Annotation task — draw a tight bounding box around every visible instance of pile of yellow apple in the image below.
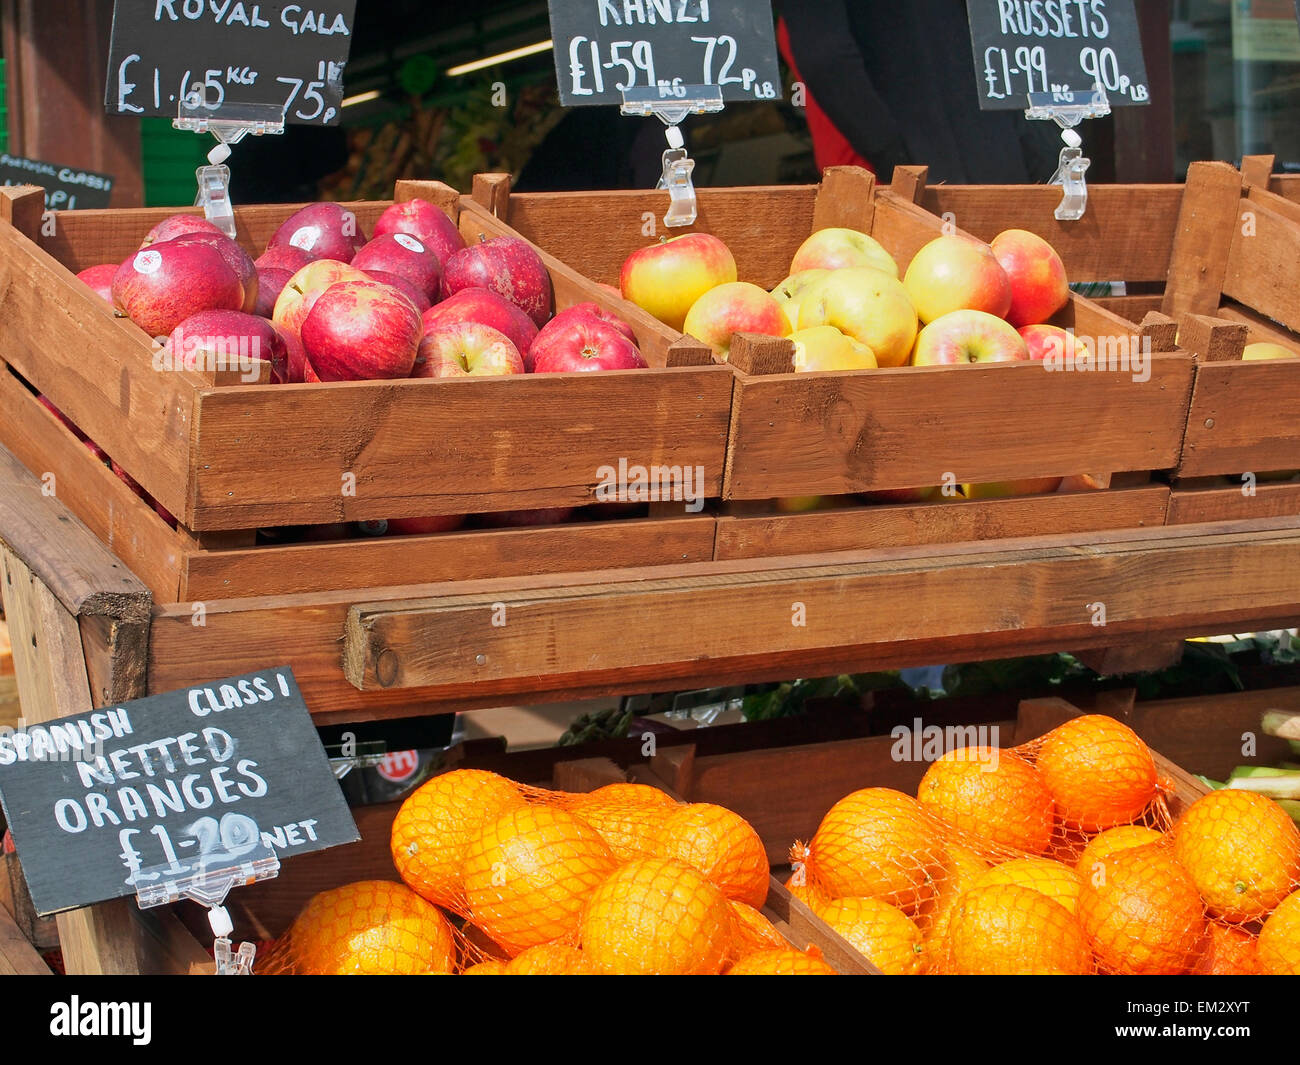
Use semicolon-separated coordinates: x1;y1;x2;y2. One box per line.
619;226;1076;373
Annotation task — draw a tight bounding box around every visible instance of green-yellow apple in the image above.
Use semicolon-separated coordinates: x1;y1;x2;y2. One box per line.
770;269;829;331
962;478;1063;499
789;325;877;372
912;309;1029;365
775;496;825;512
682;281;789;361
1019;323;1090;364
992;229;1069;327
790;228;898;277
273;260;368;335
620;234;737;331
861;486;940;504
797;268;918;368
903;234;1012;324
1243;341;1300;360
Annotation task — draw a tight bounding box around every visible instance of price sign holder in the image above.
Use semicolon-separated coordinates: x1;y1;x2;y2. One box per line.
174;93;285;239
620;85;723;228
1025;86;1110;221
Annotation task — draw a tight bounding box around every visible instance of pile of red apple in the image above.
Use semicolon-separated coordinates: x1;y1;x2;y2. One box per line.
78;198;648;385
621;224;1084;501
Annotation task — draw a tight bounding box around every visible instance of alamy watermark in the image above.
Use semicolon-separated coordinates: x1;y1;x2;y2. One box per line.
595;458;706;513
1040;331;1151;383
890;718;1002;769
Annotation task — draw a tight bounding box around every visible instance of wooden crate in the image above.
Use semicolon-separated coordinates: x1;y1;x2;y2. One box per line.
469;169;1194;554
0;181;731;600
899;157;1300;507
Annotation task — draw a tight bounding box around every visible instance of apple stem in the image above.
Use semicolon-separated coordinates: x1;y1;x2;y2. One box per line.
477;233;488;244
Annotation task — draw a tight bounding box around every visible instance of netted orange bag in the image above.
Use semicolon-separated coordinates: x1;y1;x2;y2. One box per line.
792;714;1300;976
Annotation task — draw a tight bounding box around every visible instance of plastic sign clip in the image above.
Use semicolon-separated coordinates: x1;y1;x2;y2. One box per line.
621;85;724;229
1025;86;1110;222
659;129;698;229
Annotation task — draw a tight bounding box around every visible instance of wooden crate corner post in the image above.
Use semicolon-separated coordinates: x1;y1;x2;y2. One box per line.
811;166;876;233
1161;161;1245;321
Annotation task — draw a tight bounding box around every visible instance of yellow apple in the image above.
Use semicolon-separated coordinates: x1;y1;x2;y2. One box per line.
770;269;830;332
797;268;918;368
1243;342;1300;361
620;234;737;331
790;228;898;277
682;281;789;361
962;478;1063;499
789;326;877;372
903;234;1012;324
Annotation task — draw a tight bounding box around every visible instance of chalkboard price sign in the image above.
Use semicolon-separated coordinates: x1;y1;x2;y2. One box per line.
0;668;358;916
965;0;1150;110
105;1;358;124
546;0;782;107
0;154;114;210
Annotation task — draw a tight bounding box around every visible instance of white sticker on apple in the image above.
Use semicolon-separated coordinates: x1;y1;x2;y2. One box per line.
393;233;425;254
133;250;163;275
290;226;321;251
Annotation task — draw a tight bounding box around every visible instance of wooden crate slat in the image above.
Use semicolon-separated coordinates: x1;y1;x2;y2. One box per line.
715;487;1170;560
1161;161;1244;321
918;185;1182;283
1177;360;1300;477
188;368;731;529
181;515;718;599
1167;481;1300;524
0;363;184;601
723;354;1192;499
1222;194;1300;336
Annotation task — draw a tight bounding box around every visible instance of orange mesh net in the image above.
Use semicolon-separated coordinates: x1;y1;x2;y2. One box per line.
265;714;1300;975
790;715;1300;975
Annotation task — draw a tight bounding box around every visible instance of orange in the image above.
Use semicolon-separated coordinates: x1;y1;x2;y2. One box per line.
728;900;787;958
784;869;829;913
1173;789;1300;923
461;959;508;975
727;949;836;975
801;788;946;914
1077;847;1204;974
462;805;616;955
652;803;769;908
1075;825;1165;879
505;942;598;975
818;896;925;975
972;857;1083;915
580;858;734;975
391;769;524;909
947;884;1091;975
1257;889;1300;975
280;880;456;975
917;747;1054;854
1035;715;1158;830
1192;923;1258;976
917;841;988;972
569;783;677;863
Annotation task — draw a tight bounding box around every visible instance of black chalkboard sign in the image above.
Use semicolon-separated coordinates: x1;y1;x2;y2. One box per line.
0;154;114;210
546;0;782;107
0;668;358;916
104;1;358;124
965;0;1150;110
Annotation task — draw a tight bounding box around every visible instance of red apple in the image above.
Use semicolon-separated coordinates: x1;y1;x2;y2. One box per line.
165;232;258;314
112;243;244;337
141;214;224;247
531;315;648;373
110;459;145;498
442;236;553;327
352;233;443;302
362;270;431;314
300;280;423;381
254;266;294;318
683;281;789;361
478;507;576;527
419;288;538;364
85;439;109;465
272;260;370;335
413;321;525;378
256;244;314;273
903;234;1013;324
620;233;737;332
386;514;467;535
911;309;1030;365
164;309;277;382
76;264;118;303
1019;323;1088;363
267;202;367;263
36;395;86;439
154;499;178;528
273;325;307;384
527;305;641;372
372;198;466;268
992;229;1069;327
